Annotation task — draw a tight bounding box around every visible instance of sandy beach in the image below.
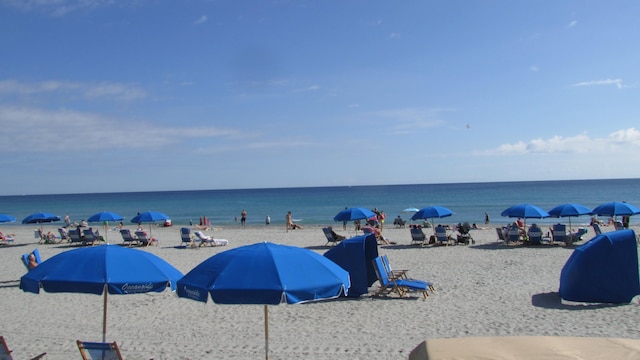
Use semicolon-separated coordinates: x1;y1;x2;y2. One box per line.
1;222;640;359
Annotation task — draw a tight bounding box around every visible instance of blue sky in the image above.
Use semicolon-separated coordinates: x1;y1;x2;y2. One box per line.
1;0;639;195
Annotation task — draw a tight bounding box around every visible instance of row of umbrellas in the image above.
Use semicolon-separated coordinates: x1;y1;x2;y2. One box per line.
20;242;349;360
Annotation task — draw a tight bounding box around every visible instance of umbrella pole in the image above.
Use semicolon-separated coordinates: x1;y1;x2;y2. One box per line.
103;284;108;343
264;305;269;360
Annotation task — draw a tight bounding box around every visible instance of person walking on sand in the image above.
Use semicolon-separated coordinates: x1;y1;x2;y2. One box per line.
241;209;247;226
485;212;490;224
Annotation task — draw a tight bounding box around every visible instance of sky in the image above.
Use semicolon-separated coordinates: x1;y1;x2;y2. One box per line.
1;0;639;196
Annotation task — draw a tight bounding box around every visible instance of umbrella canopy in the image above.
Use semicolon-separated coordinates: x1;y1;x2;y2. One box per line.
411;206;454;221
333;207;376;222
131;211;169;237
177;242;350;359
592;202;640;217
500;204;550;219
548;203;593;233
22;212;61;224
20;244;183;342
88;211;124;242
0;214;16;223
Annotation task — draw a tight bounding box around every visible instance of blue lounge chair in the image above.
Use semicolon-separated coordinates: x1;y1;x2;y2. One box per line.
435;226;452;246
527;226;544;245
372;256;429;299
82;228;103;246
21;248;42;271
381;255;435;293
551;224;567;243
68;229;84;245
410;227;427;246
568;228;589;243
119;229;139;246
1;336;46;360
180;227;195;248
77;340;123;360
135;230;153;247
507;224;521;243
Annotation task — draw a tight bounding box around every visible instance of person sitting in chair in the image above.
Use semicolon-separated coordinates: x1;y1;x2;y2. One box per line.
328;227;346;241
28;253;39;269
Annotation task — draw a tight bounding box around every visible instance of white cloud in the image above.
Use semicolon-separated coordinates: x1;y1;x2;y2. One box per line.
484;128;640;156
573;78;624;89
0;79;147;101
530;65;539;72
194;15;208;25
567;20;577;28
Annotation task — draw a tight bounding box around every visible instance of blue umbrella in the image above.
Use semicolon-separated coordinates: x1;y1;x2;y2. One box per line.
411;206;454;233
333;207;376;222
592;202;640;217
88;211;125;242
501;204;550;219
0;213;16;223
548;203;593;233
20;244;183;342
22;212;61;231
177;242;350;360
131;211;169;237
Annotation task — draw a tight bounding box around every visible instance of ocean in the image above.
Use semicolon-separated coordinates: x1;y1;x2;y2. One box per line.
1;178;639;228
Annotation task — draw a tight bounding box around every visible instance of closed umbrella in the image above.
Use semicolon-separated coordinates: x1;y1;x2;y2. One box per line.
177;242;350;360
20;244;183;342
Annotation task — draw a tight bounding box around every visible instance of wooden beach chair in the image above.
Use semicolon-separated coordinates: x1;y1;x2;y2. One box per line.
119;229;139;246
180;227;195;248
77;340;123;360
1;336;46;360
371;256;429;299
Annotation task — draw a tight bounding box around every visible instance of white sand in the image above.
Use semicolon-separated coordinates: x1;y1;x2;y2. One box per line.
1;223;639;359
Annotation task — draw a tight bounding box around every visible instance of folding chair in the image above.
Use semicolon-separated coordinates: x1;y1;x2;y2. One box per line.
77;340;123;360
0;336;46;359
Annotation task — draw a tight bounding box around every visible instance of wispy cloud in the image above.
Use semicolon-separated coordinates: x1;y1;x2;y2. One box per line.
567;20;577;29
193;15;208;25
0;79;147;101
0;106;240;153
483;128;640;155
2;0;120;16
573;78;624;89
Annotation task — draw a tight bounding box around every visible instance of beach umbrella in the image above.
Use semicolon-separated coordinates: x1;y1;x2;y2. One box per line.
548;203;593;233
87;211;125;242
333;207;376;222
21;212;61;231
130;211;169;237
592;202;640;218
0;214;16;223
20;244;183;342
177;242;350;360
411;206;454;233
500;204;549;219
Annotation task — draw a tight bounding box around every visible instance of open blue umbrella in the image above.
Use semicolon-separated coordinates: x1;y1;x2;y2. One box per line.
592;202;640;218
22;212;61;231
548;203;593;233
0;213;16;223
88;211;125;242
333;207;376;222
501;204;549;219
177;242;350;360
131;211;169;237
411;206;454;233
20;244;183;342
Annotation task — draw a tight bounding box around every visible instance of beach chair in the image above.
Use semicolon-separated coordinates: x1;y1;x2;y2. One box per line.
551;224;567;243
410;227;427;246
58;227;70;243
527;227;544;245
496;227;507;242
194;231;229;247
393;217;406;228
371;256;429;299
1;336;47;360
21;248;43;271
82;228;103;246
119;229;139;246
134;231;153;246
435;226;452;246
180;227;195;248
568;228;588;243
592;223;602;236
68;229;84;245
507;225;521;243
381;255;435;293
77;340;123;360
321;227;344;246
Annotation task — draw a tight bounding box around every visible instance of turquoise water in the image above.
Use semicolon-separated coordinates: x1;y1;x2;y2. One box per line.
1;178;639;227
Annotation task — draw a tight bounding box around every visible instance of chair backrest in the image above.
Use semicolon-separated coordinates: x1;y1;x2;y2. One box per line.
180;227;191;242
528;228;543;245
507;225;520;241
34;229;43;240
496;227;506;241
552;224;567;241
410;228;425;241
77;340;123;360
21;248;42;271
120;229;136;242
58;227;69;240
435;227;448;242
83;228;97;241
321;228;336;242
372;257;391;287
68;229;82;243
592;223;602;235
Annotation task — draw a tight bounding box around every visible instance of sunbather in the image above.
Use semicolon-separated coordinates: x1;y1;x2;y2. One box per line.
28;253;38;269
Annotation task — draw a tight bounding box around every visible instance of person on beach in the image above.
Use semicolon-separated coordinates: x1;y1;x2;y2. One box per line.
28;253;39;269
265;215;270;225
485;212;490;224
328;226;346;241
64;213;70;227
342;207;348;231
241;209;247;226
286;211;303;231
